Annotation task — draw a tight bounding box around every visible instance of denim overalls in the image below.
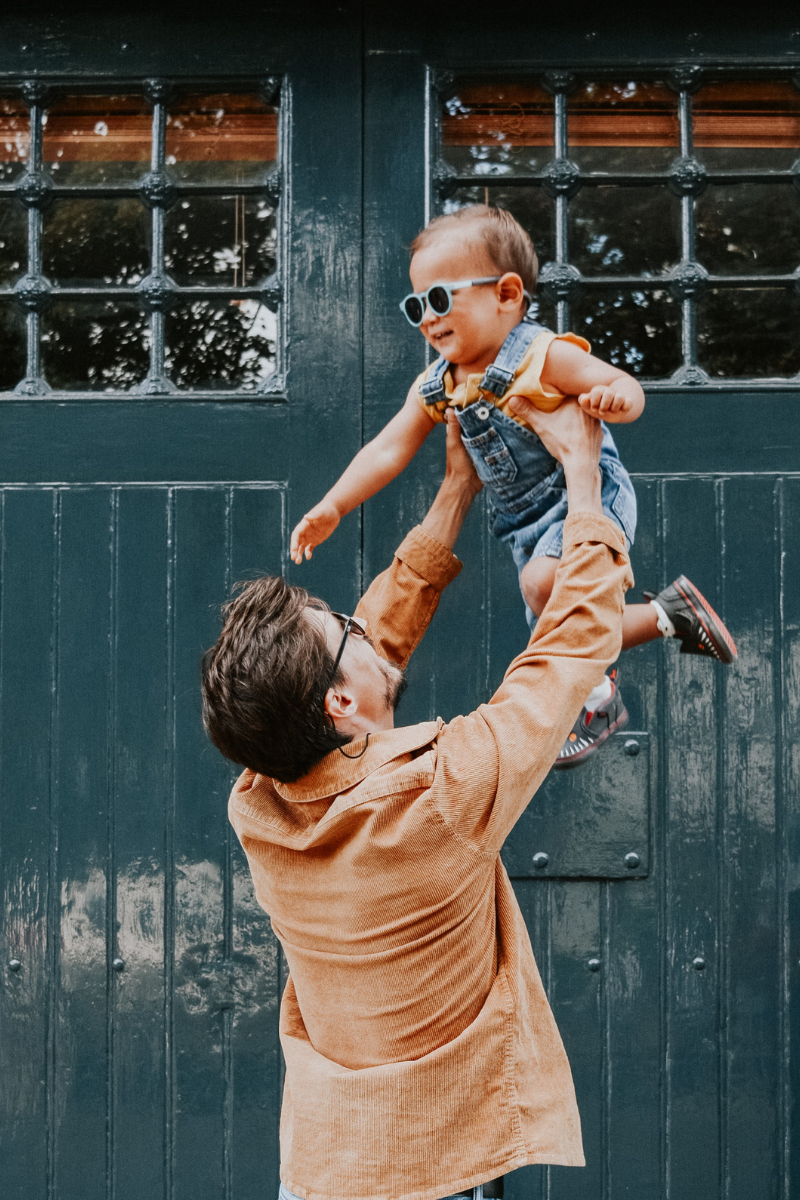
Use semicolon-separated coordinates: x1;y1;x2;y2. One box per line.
419;317;637;629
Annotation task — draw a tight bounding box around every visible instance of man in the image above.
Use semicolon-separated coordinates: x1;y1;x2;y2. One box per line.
201;398;633;1200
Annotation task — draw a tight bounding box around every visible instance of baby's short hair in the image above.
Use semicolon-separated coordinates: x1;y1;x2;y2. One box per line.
410;205;539;295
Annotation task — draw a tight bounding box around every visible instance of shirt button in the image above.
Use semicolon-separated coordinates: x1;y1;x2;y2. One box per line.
476;405;490;420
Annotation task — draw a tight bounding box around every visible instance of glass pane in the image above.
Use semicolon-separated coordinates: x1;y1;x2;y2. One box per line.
0;198;28;285
41;301;149;389
693;81;800;170
567;81;679;171
445;187;554;269
441;83;553;177
0;304;27;389
570;185;679;275
571;287;681;377
43;95;150;182
165;195;276;287
698;288;800;377
43;199;150;285
0;99;29;181
696;183;800;275
165;300;276;389
166;94;278;183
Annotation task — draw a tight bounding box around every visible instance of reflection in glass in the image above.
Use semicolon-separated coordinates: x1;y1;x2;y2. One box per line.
43;199;150;285
696;184;800;275
0;100;29;181
442;83;553;177
446;187;554;268
166;94;278;183
43;95;151;183
693;81;800;170
165;195;276;287
0;304;27;390
698;288;800;377
571;287;681;377
165;300;276;389
567;81;678;171
570;185;679;276
0;199;27;285
41;301;149;389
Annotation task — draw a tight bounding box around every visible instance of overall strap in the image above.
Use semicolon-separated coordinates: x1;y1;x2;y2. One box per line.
479;317;548;397
418;355;449;407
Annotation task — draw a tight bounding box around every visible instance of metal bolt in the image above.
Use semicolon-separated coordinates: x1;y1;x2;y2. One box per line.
624;738;640;756
624;852;641;870
112;958;125;972
476;405;490;421
8;958;21;972
532;852;549;870
587;957;601;972
693;956;706;971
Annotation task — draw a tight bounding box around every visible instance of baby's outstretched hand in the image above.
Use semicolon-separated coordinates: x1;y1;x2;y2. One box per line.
290;500;341;564
578;385;634;419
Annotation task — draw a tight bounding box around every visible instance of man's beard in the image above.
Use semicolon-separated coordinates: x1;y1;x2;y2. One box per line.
382;662;408;712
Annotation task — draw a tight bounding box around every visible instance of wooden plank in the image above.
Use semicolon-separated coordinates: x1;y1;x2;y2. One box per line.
51;489;112;1200
111;487;170;1200
0;489;56;1200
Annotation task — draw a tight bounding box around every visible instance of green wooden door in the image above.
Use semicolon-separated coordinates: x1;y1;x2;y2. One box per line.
1;5;799;1199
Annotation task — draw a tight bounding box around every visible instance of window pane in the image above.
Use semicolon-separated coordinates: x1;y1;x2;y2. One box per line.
43;199;150;285
0;99;29;180
165;195;276;287
41;301;149;389
445;187;555;269
441;83;553;177
0;198;27;285
166;94;278;183
567;81;679;171
43;95;150;183
698;288;800;377
570;185;679;275
696;183;799;275
571;287;681;377
165;300;276;389
0;303;27;389
693;81;800;170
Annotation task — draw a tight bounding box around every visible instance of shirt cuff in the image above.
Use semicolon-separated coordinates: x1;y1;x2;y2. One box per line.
395;526;463;591
562;511;629;557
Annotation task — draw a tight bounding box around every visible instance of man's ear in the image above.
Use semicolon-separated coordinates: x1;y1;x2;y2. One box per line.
497;272;525;309
324;683;357;724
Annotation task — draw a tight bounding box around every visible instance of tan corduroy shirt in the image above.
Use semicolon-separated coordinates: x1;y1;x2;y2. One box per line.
229;512;633;1200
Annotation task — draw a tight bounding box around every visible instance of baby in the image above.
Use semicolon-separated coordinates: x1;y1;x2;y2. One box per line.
291;205;736;766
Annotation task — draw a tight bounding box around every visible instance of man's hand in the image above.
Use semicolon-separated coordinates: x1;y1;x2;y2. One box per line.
443;409;483;496
419;410;482;550
508;395;603;516
290;498;341;564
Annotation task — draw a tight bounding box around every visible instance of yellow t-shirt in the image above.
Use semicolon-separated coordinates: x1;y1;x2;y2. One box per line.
414;329;591;427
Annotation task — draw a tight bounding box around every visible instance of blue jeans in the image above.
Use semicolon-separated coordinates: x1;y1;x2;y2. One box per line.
280;1185;488;1200
455;401;637;629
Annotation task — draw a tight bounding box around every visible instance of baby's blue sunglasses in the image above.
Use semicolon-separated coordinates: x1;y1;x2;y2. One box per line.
399;276;502;327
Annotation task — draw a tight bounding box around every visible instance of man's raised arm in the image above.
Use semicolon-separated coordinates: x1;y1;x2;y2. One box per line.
355;413;483;667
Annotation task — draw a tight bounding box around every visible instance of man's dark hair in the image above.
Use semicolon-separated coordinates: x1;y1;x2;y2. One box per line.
201;576;350;782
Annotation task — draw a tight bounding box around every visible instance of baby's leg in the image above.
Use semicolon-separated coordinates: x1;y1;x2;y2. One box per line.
520;554;659;649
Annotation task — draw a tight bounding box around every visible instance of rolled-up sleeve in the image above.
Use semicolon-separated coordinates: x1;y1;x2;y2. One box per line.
355;525;462;668
431;511;634;851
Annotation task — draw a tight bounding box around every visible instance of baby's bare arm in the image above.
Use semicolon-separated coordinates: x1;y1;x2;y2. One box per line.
290;387;437;563
541;339;645;424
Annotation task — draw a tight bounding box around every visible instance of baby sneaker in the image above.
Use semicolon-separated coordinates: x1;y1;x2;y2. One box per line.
644;575;737;663
554;668;628;770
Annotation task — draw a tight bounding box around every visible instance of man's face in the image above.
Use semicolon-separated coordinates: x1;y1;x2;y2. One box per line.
309;609;406;735
409;233;517;369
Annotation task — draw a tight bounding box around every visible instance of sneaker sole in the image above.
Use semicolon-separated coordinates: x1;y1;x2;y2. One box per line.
552;705;630;770
674;575;738;663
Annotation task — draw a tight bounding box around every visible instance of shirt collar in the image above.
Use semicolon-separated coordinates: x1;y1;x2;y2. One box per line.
271;721;441;803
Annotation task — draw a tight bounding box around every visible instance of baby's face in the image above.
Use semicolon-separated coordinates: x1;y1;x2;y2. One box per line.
409;233;519;367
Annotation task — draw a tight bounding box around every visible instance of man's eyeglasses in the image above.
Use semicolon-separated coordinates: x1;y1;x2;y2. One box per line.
329;612;368;682
399;277;502;327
